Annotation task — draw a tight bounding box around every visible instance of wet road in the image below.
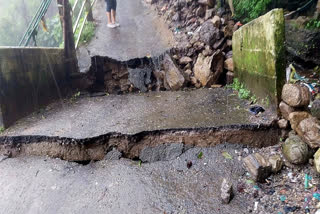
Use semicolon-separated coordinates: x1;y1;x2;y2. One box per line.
85;0;174;61
1;88;276;139
0;144;253;214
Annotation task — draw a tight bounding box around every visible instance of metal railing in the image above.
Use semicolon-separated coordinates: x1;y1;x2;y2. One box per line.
18;0;53;46
71;0;97;48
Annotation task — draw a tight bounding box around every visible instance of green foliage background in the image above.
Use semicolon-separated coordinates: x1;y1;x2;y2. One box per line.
233;0;273;23
0;0;95;47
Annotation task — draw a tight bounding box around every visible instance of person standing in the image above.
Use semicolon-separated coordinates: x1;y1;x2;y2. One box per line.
105;0;119;28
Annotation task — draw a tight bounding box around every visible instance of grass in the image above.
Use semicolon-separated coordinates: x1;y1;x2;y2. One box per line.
0;126;5;134
75;18;96;46
228;78;257;103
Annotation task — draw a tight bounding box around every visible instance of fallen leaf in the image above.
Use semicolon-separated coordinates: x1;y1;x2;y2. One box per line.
197;151;203;159
222;151;233;160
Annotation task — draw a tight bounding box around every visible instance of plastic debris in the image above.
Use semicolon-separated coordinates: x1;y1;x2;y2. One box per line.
284;206;300;213
313;193;320;201
280;195;287;202
304;174;312;189
187;161;192;169
249;106;265;115
254;201;258;211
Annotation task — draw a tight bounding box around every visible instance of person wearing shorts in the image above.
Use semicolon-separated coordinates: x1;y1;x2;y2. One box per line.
105;0;119;28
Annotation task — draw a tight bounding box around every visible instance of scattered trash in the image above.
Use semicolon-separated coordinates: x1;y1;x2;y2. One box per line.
283;206;300;213
187;161;192;169
222;151;233;160
246;179;255;184
313;193;320;201
288;172;298;183
280;195;287;202
249;106;265;115
254;201;258;211
305;174;312;189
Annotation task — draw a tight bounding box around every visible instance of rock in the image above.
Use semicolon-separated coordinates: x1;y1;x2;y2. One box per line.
194;50;224;87
183;69;192;82
198;0;215;8
199;20;220;45
194;53;213;87
196;7;205;17
205;9;215;20
213;38;225;50
311;99;320;120
224;58;233;71
163;54;185;90
225;50;233;59
278;119;289;129
282;84;310;107
243;153;272;182
286;21;320;68
223;20;235;38
226;71;234;85
314;148;320;173
288;111;311;131
179;56;193;65
202;46;213;57
128;67;152;93
268;155;283;173
220;178;233;204
139;143;184;162
211;15;221;28
279;101;295;120
105;148;122;160
296;117;320;148
282;135;309;165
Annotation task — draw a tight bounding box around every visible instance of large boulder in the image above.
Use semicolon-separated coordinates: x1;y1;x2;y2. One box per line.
311;99;320;120
194;51;224;87
282;135;309;165
288;111;311;131
314;148;320;173
163;54;185;90
286;21;320;68
282;84;310;107
199;20;221;45
296;117;320;149
243;153;272;182
279;101;295;120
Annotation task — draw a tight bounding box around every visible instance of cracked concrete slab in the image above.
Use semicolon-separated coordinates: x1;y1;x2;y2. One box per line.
0;144;254;214
1;88;276;139
82;0;174;62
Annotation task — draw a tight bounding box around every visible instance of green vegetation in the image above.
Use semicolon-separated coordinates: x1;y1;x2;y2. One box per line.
0;126;5;134
306;19;320;29
74;17;96;45
229;78;257;103
233;0;272;23
0;0;95;47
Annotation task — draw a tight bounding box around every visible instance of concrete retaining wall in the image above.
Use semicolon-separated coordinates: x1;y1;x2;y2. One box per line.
0;47;67;128
232;9;286;109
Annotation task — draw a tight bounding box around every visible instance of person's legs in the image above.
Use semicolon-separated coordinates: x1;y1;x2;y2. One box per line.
111;0;119;26
111;9;116;24
106;0;115;28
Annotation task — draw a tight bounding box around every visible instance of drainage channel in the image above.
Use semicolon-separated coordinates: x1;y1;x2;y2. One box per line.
0;124;279;162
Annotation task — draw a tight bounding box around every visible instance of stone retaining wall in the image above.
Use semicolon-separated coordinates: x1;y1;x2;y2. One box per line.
232;9;286;109
0;47;67;128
